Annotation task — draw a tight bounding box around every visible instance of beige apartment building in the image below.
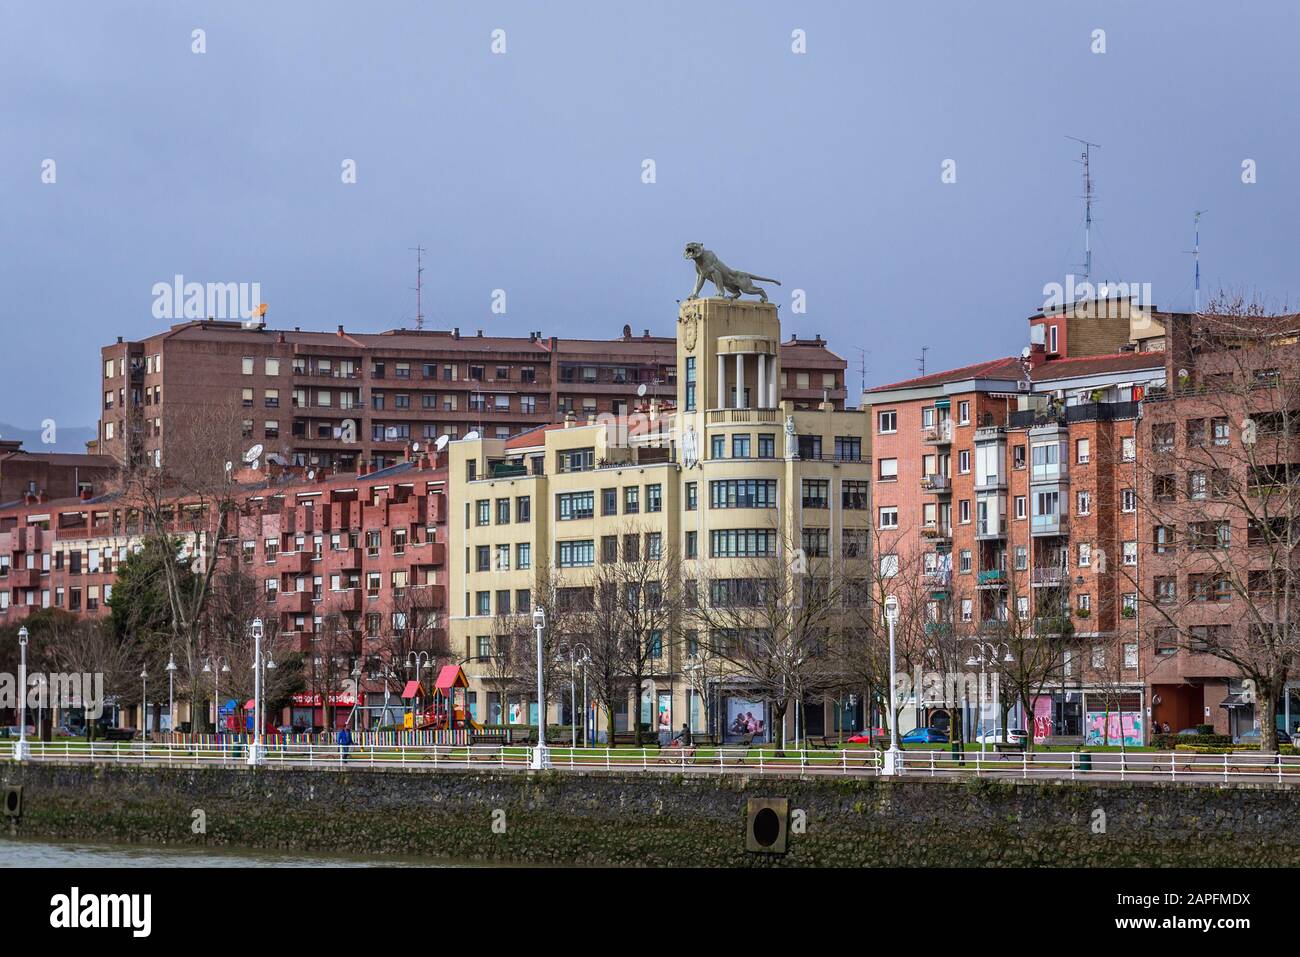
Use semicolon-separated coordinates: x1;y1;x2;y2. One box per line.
447;299;873;742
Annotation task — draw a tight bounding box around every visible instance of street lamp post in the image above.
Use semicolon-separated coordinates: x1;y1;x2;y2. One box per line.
530;607;550;769
140;666;148;741
966;642;1013;757
13;626;29;761
883;595;902;776
247;618;265;765
201;656;230;733
165;655;177;737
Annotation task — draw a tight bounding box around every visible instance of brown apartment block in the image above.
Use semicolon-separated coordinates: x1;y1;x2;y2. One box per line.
0;440;116;505
94;321;847;471
865;297;1177;744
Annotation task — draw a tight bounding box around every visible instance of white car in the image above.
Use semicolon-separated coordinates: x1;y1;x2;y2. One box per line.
974;728;1028;745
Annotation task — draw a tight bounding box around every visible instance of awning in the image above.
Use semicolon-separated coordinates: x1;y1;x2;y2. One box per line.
1219;694;1251;709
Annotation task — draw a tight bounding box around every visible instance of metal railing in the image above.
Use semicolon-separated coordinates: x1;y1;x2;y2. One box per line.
5;740;1300;783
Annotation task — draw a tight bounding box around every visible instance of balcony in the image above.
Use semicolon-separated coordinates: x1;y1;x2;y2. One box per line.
975;519;1005;540
334;588;363;613
1030;514;1067;537
278;591;313;614
335;546;362;570
976;569;1007;589
922;421;954;446
9;568;40;589
924;569;952;589
920;524;952;544
705;408;781;426
1033;567;1069;587
1034;617;1074;637
920;474;951;495
281;550;313;574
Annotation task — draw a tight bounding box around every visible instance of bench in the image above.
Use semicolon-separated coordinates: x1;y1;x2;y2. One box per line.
656;745;700;765
803;735;846;750
719;732;756;763
611;732;658;748
992;741;1026;754
470;731;508;747
509;729;537;747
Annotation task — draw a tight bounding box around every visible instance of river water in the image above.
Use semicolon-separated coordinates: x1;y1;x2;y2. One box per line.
0;837;479;868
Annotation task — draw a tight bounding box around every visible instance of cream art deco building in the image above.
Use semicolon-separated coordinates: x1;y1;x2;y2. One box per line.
447;299;873;743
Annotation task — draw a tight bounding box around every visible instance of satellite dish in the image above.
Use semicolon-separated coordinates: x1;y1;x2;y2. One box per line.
411;442;421;453
224;461;233;476
243;444;264;464
384;426;399;440
1020;346;1032;359
636;383;647;398
435;435;449;452
306;469;316;481
463;430;480;441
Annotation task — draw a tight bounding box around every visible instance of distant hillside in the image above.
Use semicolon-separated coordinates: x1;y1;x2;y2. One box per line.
0;422;98;454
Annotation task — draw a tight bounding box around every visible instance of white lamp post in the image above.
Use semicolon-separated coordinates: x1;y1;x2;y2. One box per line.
140;666;148;741
247;617;265;765
201;656;230;733
13;626;29;761
165;655;177;737
883;595;902;775
530;606;550;769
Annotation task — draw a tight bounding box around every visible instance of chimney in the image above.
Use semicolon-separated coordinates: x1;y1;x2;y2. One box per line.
814;334;822;343
643;329;650;339
477;329;484;337
453;327;460;339
337;325;345;337
563;411;577;429
116;336;123;344
623;324;632;340
79;487;92;501
277;332;286;344
1027;342;1047;369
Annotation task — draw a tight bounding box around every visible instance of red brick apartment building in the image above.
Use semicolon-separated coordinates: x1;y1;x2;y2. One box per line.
94;320;847;472
0;451;449;731
864;298;1176;743
0;440;116;503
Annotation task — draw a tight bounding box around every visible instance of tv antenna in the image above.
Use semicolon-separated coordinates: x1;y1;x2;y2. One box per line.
855;347;869;393
410;244;426;330
1066;136;1101;284
916;346;928;377
1183;210;1207;312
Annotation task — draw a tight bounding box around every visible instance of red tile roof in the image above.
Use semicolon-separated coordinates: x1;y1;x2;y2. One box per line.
867;357;1021;393
1029;351;1164;381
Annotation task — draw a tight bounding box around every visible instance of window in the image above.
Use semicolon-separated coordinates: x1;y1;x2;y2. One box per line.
1076;438;1090;464
958;500;971;524
1014;546;1028;571
801;528;830;557
517;496;531;522
558;447;594;473
711;436;725;459
685;531;698;559
496;498;511;524
476;546;491;572
879;506;898;529
1013;445;1026;469
557;540;595;568
842;481;869;509
685;482;697;511
834;436;861;461
624;486;640;514
1153;423;1175;452
1077;593;1091;615
242;357;254;375
878;458;898;481
685;357;696;411
601;488;617;516
1078;543;1091;567
958;549;972;573
1212;417;1230;447
958;400;970;425
843;529;869;558
1122;541;1137;566
476;591;491;616
711;479;777;509
710;529;776;558
646;484;662;513
1120;488;1137;512
1121;437;1136;462
878;410;897;434
879;553;899;578
557;491;595;521
1076;490;1091;515
1014;496;1026;520
958;450;970;474
758;434;775;458
961;599;973;623
476;500;490;526
1188;471;1207;501
731;434;751;458
802;479;829;509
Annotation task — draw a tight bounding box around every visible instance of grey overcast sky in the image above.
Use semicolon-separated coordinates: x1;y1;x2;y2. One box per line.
2;0;1298;428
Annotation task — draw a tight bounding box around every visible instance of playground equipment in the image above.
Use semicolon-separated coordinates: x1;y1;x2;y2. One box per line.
404;665;483;731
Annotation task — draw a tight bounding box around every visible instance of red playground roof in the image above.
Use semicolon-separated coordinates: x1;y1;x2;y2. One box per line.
435;665;469;691
401;680;423;699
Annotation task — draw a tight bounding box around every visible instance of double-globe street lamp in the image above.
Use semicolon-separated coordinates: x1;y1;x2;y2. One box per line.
966;641;1014;756
883;594;902;776
557;640;590;749
247;618;275;765
201;655;230;732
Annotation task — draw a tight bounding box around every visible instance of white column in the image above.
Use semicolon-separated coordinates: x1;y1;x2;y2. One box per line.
735;353;745;409
768;360;777;407
757;353;767;409
717;353;726;409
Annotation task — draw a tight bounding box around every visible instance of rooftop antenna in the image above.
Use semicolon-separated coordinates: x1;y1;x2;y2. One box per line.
1183;210;1207;312
916;346;928;376
410;245;426;330
1066;136;1101;287
855;347;868;393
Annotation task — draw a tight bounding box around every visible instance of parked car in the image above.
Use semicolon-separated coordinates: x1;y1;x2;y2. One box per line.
974;728;1028;745
1234;728;1292;746
900;727;948;745
844;727;890;744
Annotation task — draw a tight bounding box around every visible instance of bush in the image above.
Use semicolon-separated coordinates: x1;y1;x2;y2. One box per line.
1153;733;1233;749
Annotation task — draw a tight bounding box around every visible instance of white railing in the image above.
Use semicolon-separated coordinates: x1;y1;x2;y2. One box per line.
4;740;1300;783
